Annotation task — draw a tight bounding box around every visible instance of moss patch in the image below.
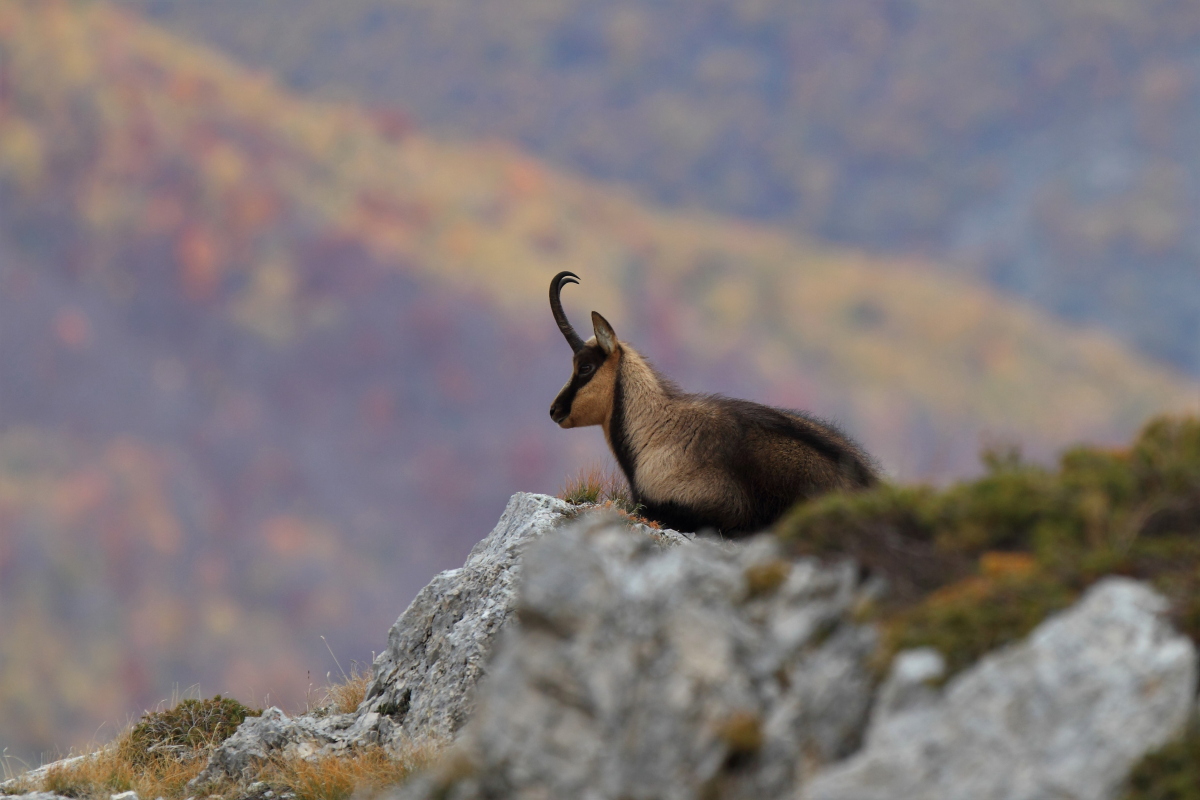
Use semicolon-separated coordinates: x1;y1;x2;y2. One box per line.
125;695;260;764
778;416;1200;673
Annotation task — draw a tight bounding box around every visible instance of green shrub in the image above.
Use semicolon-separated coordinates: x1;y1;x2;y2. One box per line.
781;414;1200;657
778;415;1200;790
777;484;961;602
885;570;1076;676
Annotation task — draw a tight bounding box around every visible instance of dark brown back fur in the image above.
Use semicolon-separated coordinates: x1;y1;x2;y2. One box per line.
606;348;877;537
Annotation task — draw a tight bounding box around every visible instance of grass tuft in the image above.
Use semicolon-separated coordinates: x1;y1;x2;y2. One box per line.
324;663;373;715
260;744;439;800
558;464;662;528
1;751;33;794
559;464;633;509
40;744;196;800
125;695;260;764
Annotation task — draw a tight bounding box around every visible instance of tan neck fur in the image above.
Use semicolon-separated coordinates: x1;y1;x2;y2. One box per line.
605;346;683;460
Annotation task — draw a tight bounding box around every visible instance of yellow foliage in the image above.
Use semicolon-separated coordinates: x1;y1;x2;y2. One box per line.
323;666;373;716
979;551;1038;579
0;118;44;188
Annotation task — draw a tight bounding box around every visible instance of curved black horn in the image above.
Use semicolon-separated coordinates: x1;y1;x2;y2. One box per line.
549;271;585;353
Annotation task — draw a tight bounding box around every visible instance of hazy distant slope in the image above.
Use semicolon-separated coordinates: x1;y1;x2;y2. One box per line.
126;0;1200;373
0;0;578;761
5;1;1191;467
0;0;1195;762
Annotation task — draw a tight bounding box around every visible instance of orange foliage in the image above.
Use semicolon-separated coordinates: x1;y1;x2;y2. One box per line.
979;551;1038;579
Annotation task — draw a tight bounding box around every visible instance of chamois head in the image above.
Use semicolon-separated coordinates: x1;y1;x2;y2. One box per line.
548;271;620;429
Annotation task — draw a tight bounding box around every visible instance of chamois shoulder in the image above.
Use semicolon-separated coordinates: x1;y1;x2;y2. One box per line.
701;395;879;486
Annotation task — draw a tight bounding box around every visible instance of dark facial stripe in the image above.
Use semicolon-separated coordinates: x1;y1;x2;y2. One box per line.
551;346;607;420
608;369;639;497
554;369;593;414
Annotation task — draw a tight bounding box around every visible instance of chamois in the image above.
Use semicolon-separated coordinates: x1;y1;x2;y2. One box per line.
548;271;878;537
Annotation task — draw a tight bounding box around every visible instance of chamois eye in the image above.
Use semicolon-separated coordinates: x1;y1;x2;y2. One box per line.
578;364;594;376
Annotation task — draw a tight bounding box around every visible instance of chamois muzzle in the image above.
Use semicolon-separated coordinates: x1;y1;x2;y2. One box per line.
550;271;585;353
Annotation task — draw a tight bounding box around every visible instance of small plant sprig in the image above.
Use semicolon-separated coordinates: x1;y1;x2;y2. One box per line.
559;464;629;506
558;464;658;527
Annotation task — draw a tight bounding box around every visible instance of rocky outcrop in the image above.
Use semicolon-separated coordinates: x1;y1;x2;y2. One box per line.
804;578;1197;800
396;513;879;800
384;502;1198;800
66;492;1200;799
190;492;692;786
357;493;576;748
353;492;690;750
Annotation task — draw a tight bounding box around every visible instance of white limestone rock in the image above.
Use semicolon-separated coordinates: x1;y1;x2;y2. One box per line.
353;492;691;751
395;516;878;800
803;577;1198;800
192;493;691;784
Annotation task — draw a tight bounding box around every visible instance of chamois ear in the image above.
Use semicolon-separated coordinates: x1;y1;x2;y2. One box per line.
591;311;618;355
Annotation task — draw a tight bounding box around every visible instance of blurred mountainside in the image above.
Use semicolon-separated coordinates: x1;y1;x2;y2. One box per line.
0;0;1196;765
125;0;1200;374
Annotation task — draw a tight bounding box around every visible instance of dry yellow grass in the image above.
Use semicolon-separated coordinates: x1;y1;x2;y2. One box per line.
32;740;437;800
17;695;440;800
324;664;373;715
38;741;210;800
260;745;440;800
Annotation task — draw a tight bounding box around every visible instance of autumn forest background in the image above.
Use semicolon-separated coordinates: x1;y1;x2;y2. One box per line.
1;0;1198;766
